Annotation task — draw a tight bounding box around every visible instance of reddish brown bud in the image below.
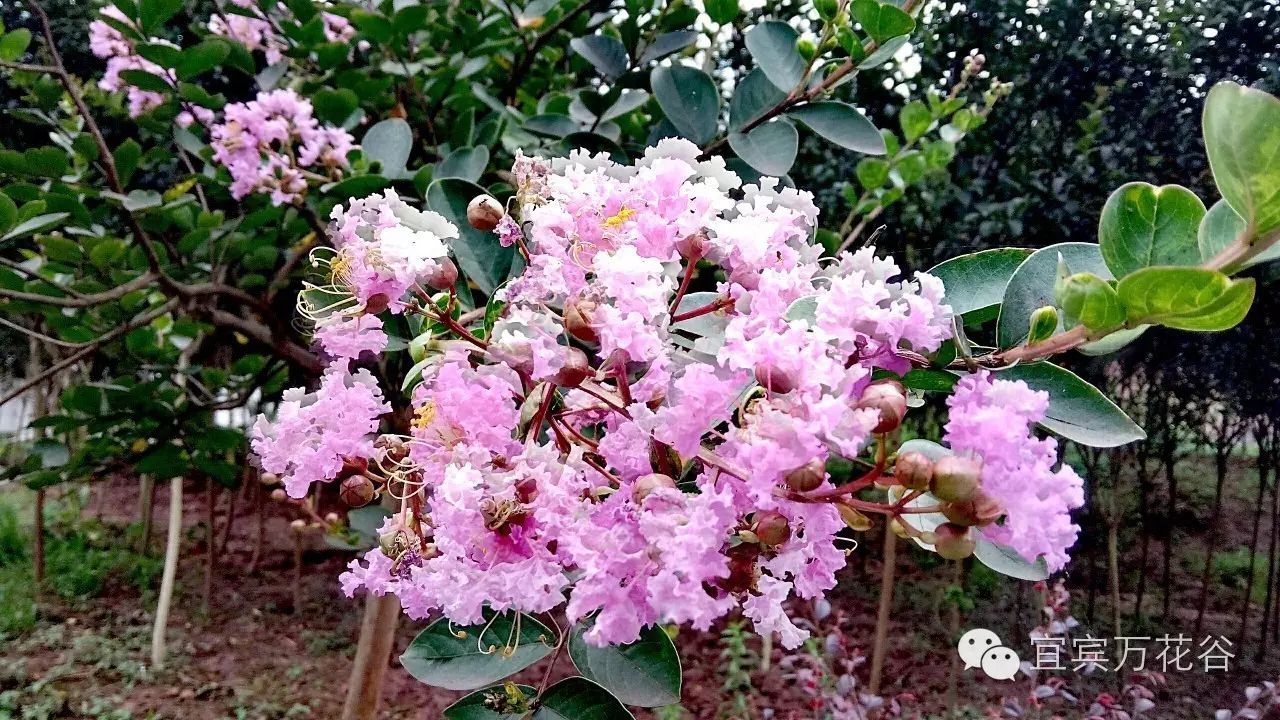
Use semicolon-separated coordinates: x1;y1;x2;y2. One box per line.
941;490;1003;527
363;293;391;315
785;459;826;492
423;257;459;291
339;475;376;507
551;346;591;388
269;488;288;503
933;522;976;560
855;379;907;434
893;451;933;491
564;297;599;343
676;230;709;261
466;194;505;231
260;472;280;486
931;455;981;503
340;456;368;478
754;363;796;394
515;477;538;504
752;511;791;547
632;473;677;503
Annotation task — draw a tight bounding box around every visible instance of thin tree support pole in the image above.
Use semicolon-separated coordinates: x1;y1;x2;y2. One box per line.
869;521;898;696
151;476;183;668
139;474;156;554
340;593;402;720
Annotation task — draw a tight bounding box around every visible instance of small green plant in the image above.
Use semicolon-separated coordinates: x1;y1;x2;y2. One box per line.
716;621;760;720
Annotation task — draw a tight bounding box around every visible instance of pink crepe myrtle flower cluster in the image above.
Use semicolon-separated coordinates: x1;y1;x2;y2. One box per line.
208;0;357;65
89;6;213;125
254;139;1084;649
209;89;355;205
943;372;1084;571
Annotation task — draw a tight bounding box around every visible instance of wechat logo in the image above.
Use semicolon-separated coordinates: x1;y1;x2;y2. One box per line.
958;628;1021;680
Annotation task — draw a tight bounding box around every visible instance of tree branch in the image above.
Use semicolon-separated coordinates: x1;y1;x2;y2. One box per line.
0;272;157;308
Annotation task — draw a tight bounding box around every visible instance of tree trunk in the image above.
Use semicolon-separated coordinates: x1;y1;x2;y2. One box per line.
139;474;156;555
248;478;265;575
1194;448;1231;637
292;528;305;614
1241;447;1270;651
1108;519;1122;638
1161;440;1178;623
33;488;45;603
1133;461;1151;620
868;521;897;696
341;593;402;720
1262;457;1280;657
151;476;183;668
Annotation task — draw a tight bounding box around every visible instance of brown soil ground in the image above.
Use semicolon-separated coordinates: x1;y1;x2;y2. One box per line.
3;464;1280;719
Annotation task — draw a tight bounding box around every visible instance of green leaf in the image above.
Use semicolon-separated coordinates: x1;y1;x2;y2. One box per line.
639;31;698;64
136;443;185;478
1;212;69;241
996;362;1145;447
928;248;1033;317
897;100;931;142
1098;182;1205;278
744;21;806;92
443;684;535;719
362;118;413;179
400;612;553;691
1198;199;1280;269
323;174;391;200
728;68;786;132
851;0;915;43
0;28;33;62
568;623;681;707
729;119;797;176
436;146;490;183
858;35;907;69
313;88;359;126
176;39;231;80
996;242;1111;349
0;191;17;234
427;179;516;295
571;35;630;80
532;678;634;720
651;65;719;146
973;534;1048;581
114;139;143;185
120;69;172;93
855;158;889;190
788;101;885;155
1203;81;1280;236
1116;266;1254;331
1054;271;1125;333
31;439;68;468
705;0;739;24
139;0;183;34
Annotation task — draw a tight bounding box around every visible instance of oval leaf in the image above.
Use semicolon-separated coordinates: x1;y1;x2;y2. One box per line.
729;118;798;176
1116;266;1254;331
929;248;1033;317
362;118;413;180
788;101;885;155
436;146;490;182
568;623;681;708
729;67;787;131
651;65;719;146
1198;199;1280;269
1098;182;1205;278
744;21;806;92
532;677;634;720
996;362;1145;448
571;35;630;80
1203;81;1280;236
996;242;1112;349
400;612;553;691
443;684;536;720
851;0;915;43
973;534;1049;581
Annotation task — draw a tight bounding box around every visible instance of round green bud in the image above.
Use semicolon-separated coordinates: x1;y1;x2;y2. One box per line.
931;455;981;503
893;451;934;491
796;37;818;61
933;523;976;560
1027;305;1060;345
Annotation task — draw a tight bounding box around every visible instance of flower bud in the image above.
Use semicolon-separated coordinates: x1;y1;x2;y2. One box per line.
1027;305;1059;345
933;522;976;560
632;473;677;503
796;36;818;61
515;477;538;504
422;257;459;291
942;490;1003;527
270;488;287;502
754;363;796;394
564;297;599;343
289;518;307;531
551;346;591;388
752;511;791;547
675;231;709;261
340;456;368;478
340;475;376;507
260;472;279;486
467;194;505;231
837;504;873;531
855;379;907;434
931;455;981;503
785;459;826;492
893;451;933;490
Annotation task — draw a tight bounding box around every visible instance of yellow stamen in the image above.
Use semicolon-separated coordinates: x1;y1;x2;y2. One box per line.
602;207;635;229
412;401;437;430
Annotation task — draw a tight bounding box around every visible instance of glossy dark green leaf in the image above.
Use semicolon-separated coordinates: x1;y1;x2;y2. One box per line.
139;0;183;35
729;118;798;176
788;101;885;155
728;68;786;131
651;65;719;146
400;612;553;691
639;31;698;64
313;88;359;126
1115;266;1255;331
1098;182;1204;278
443;684;535;719
0;191;15;234
176;39;231;80
705;0;739;24
427;179;516;295
571;35;630;79
568;623;681;707
1198;199;1280;269
745;21;806;92
898;100;931;142
929;248;1033;317
532;678;634;720
0;29;32;62
996;242;1111;349
120;69;172;93
996;362;1145;447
